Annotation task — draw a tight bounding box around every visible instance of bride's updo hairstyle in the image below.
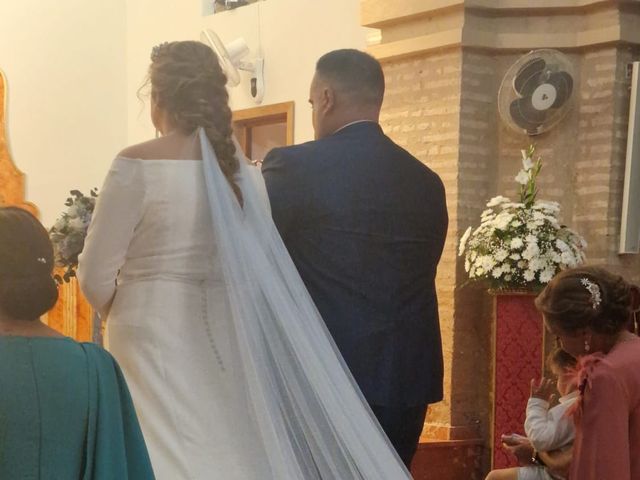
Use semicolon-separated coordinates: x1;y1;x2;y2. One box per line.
148;40;242;205
535;266;633;336
0;207;58;321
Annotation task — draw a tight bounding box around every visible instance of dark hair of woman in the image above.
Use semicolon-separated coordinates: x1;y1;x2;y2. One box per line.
535;265;633;335
145;40;243;205
0;207;58;320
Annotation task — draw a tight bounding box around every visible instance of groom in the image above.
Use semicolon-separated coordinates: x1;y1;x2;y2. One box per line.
262;49;448;467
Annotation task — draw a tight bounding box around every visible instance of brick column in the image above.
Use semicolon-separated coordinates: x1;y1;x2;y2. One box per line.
362;0;640;475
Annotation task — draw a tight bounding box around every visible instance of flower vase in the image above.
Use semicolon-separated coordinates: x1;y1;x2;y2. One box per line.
491;291;544;469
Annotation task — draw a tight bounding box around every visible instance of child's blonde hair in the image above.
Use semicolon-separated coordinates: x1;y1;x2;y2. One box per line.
546;347;577;371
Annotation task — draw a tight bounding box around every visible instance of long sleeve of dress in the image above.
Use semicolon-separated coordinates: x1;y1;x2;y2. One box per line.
524;397;576;451
571;361;631;480
78;158;145;315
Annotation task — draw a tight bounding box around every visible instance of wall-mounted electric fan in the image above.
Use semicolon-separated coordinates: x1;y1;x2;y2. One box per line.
201;29;264;104
498;49;574;136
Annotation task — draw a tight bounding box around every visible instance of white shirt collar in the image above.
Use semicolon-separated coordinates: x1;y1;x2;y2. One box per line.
332;120;378;135
559;390;579;403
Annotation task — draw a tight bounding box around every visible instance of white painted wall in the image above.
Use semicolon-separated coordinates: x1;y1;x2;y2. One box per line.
1;0;367;226
126;0;370;145
0;0;127;227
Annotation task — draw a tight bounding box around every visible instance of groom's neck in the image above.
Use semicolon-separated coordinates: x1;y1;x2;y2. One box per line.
328;107;380;136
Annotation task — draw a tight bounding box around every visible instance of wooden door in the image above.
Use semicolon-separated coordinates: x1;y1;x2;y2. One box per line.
233;101;294;161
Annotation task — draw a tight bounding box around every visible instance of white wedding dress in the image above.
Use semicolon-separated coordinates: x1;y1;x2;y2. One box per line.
78;130;411;480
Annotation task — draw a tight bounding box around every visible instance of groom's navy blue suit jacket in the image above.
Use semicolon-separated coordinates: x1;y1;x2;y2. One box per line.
262;122;448;407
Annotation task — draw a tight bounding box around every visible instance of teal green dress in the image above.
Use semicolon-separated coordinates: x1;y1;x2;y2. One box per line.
0;336;155;479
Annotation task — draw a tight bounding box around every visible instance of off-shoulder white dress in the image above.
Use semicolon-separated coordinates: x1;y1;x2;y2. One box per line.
78;157;270;479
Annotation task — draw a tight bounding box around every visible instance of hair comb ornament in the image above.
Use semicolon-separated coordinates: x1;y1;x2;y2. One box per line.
580;277;602;310
151;42;169;61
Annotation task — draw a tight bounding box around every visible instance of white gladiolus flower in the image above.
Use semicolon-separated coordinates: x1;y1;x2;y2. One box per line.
521;149;534;167
515;170;529;185
510;253;521;260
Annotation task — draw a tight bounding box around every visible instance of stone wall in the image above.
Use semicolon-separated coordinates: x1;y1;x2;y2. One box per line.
380;50;464;433
365;1;640;475
495;46;640;285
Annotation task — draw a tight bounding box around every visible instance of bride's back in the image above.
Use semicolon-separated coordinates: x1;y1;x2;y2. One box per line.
117;167;221;288
114;133;226;285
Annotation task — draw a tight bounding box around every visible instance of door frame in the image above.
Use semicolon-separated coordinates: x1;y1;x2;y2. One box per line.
232;101;294;157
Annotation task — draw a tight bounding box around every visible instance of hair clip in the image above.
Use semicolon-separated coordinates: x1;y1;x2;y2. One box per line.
36;257;47;264
580;277;602;310
151;42;169;61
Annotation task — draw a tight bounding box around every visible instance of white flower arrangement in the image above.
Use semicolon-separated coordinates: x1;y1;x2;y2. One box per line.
49;189;98;284
458;146;586;290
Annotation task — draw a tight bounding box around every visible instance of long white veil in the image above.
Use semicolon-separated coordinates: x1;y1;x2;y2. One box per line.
199;129;412;479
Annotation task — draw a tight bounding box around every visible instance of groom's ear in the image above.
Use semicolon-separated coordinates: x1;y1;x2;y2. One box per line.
321;86;336;114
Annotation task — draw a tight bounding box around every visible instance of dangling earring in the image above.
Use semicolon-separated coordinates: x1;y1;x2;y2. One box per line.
155;128;160;138
584;339;591;352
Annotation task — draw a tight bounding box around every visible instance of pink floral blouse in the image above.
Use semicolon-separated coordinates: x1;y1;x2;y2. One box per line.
570;336;640;480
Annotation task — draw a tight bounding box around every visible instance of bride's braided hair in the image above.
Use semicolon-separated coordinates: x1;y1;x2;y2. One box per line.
149;41;242;205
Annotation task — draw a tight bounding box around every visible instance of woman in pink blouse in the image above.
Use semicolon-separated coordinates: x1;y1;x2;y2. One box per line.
535;266;640;480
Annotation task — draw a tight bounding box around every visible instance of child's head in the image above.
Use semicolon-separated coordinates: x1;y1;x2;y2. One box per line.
547;348;577;396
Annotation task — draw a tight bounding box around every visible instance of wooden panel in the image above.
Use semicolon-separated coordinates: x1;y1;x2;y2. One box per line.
233;101;294;151
0;71;37;215
0;69;93;342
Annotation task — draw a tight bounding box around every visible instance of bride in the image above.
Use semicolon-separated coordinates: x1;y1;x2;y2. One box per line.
78;40;411;480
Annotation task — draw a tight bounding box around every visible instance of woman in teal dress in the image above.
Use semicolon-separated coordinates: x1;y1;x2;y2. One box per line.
0;206;154;479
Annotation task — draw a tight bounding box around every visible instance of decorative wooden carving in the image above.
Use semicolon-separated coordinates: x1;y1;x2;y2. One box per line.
0;71;37;215
0;69;93;342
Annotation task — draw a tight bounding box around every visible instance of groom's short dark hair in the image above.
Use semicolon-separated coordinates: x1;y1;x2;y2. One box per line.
316;49;385;108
